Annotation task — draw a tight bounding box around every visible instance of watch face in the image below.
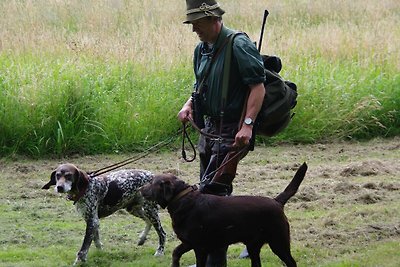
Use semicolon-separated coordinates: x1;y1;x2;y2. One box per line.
245;118;253;125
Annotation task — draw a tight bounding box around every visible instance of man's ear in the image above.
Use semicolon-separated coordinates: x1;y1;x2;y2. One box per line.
42;170;56;189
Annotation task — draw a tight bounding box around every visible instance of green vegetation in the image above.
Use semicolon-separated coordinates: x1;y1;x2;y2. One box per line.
1;139;399;266
0;0;399;156
0;53;191;156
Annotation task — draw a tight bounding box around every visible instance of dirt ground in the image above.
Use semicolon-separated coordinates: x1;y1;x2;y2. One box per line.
1;137;399;266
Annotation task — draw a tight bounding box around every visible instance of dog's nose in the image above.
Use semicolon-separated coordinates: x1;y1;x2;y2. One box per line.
56;186;64;193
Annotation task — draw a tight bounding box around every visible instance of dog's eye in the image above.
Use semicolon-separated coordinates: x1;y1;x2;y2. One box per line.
55;172;73;180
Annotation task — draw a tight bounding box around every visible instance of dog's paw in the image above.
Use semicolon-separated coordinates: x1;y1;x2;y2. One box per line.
154;248;164;257
95;241;103;250
74;251;87;265
73;257;85;266
137;237;147;246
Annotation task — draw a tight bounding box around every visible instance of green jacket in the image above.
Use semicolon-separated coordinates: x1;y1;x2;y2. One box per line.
193;25;266;122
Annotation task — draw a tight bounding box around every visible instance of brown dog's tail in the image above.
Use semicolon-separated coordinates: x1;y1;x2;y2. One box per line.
274;162;308;205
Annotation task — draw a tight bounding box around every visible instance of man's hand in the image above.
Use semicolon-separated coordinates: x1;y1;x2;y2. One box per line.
233;124;253;147
232;82;265;147
177;100;193;123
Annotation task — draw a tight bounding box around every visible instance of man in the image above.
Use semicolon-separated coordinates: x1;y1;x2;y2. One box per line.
177;0;266;266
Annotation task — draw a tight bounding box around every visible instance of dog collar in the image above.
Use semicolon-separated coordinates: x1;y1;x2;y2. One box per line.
167;185;198;208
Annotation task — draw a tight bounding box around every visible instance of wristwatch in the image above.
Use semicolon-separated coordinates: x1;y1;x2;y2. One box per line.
244;117;254;126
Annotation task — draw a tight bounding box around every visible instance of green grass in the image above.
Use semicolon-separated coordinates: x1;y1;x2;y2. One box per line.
1;0;399;157
0;53;193;156
273;57;400;143
1;51;398;156
1;138;399;266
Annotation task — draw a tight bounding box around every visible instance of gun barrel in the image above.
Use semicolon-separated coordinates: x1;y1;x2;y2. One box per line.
258;9;269;52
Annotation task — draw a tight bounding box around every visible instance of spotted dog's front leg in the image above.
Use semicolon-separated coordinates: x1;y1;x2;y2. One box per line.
74;216;100;265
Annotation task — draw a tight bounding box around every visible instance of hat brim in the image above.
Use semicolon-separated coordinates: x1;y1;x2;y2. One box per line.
183;8;225;24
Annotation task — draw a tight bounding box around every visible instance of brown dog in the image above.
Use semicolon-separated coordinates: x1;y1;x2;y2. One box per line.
140;163;307;267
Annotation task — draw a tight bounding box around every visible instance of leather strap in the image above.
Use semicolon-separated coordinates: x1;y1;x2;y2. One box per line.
220;32;244;119
167;185;198;208
196;37;232;94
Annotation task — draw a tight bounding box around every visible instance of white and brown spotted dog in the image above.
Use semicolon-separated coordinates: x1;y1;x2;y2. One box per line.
42;163;166;265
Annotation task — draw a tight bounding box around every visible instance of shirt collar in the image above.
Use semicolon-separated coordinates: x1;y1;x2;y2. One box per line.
203;25;234;54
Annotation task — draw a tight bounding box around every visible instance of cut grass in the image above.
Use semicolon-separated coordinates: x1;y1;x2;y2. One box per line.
1;138;399;266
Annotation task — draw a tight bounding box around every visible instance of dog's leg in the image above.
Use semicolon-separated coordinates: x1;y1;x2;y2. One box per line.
246;244;262;267
142;201;166;256
138;222;151;246
126;203;151;245
172;242;193;267
127;201;166;256
93;225;103;249
268;238;296;267
74;216;100;265
193;248;207;267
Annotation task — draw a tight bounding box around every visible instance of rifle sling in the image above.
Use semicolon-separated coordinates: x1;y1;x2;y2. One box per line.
196;37;232;94
220;32;243;119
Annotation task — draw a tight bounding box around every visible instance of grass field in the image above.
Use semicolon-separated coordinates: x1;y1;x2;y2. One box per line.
0;0;399;156
0;137;399;266
0;0;399;266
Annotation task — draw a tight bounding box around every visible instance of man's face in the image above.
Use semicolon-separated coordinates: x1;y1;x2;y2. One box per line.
191;17;218;43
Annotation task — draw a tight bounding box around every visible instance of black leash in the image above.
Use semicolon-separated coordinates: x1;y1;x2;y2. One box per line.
88;117;244;177
88;129;182;177
181;123;196;162
181;117;237;163
181;117;247;181
200;145;249;184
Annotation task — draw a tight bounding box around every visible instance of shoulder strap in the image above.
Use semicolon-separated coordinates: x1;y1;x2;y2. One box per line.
220;32;243;118
196;37;232;94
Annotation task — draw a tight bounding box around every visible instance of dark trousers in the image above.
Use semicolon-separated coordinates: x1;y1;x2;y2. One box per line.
198;119;249;195
197;119;250;266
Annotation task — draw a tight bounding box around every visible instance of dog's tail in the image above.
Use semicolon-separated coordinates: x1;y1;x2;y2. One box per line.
274;162;308;205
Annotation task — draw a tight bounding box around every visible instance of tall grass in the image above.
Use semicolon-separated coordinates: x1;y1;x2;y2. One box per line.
0;53;192;156
0;0;399;156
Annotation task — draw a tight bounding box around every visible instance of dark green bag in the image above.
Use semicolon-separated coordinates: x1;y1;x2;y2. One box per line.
223;34;298;137
255;55;298;136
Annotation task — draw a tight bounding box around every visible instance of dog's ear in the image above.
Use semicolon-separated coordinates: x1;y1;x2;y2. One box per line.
42;170;56;189
159;179;174;208
163;180;176;200
76;170;89;191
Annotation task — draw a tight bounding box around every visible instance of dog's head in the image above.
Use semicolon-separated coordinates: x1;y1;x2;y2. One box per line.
42;163;88;194
140;173;188;209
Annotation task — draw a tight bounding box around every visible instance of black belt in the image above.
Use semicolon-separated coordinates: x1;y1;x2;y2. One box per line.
206;116;237;125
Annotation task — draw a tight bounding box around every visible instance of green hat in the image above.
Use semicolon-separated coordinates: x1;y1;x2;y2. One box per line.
183;0;225;24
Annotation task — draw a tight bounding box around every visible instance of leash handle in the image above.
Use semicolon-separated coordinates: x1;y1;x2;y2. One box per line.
181;123;196;162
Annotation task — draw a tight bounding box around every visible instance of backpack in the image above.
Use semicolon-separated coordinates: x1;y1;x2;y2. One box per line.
224;33;298;137
255;55;298;136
